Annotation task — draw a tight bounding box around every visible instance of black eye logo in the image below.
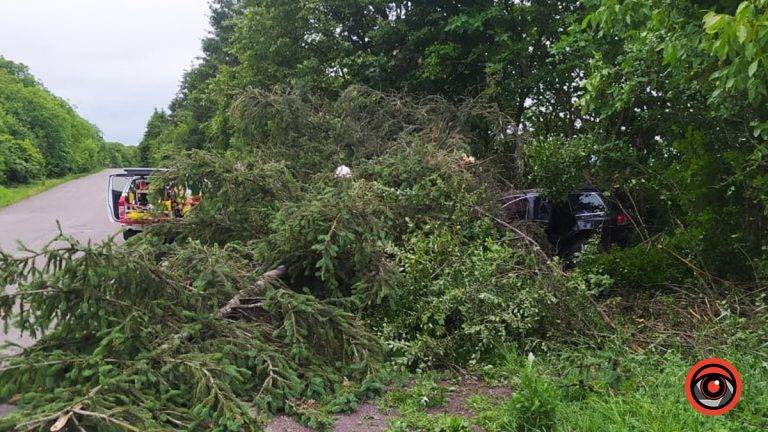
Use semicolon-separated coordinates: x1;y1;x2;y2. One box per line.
685;358;742;415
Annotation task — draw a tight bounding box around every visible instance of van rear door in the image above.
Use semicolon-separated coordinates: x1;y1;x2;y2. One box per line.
106;173;133;222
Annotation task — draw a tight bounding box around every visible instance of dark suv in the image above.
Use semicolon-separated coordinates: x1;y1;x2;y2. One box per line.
501;188;630;255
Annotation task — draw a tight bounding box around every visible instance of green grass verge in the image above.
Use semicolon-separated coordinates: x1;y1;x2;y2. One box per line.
0;171;96;209
372;300;768;432
375;344;767;432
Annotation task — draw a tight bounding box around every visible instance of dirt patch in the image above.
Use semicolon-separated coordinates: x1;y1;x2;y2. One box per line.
264;405;395;432
265;376;509;432
333;403;395;432
265;415;313;432
427;377;510;417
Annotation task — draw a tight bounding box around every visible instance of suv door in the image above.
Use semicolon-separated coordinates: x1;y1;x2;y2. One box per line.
106;173;132;222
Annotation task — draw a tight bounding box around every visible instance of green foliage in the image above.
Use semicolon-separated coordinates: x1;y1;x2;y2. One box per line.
262;175;397;301
382;375;471;432
156;89;516;312
703;1;768;110
226;85;510;177
381;221;560;367
136;0;768;288
98;141;138;167
138;109;174;167
541;0;768;281
152;150;299;243
523;135;594;199
388;416;472;432
0;88;579;430
467;340;768;431
500;364;560;432
138;0;578;174
577;243;694;292
383;376;448;412
0;134;45;183
383;306;768;431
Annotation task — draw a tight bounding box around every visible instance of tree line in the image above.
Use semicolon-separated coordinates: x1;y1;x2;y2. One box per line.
140;0;768;284
0;56;135;186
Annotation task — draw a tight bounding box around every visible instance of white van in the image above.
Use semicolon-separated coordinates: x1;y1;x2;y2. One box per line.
107;168;198;240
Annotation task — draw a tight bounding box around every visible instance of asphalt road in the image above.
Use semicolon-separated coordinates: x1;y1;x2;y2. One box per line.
0;169;122;253
0;169;123;349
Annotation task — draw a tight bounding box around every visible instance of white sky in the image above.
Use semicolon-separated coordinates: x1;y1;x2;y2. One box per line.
0;0;211;145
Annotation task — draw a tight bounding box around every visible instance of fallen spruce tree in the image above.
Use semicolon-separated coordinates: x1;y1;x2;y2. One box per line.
0;234;381;430
0;87;593;430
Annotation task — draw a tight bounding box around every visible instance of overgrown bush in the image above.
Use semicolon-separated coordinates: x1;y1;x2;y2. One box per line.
577;239;695;294
0;134;45;183
380;221;559;367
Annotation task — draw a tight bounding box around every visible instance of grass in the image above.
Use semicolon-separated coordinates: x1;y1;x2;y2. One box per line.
0;171;95;209
375;343;767;432
368;300;768;432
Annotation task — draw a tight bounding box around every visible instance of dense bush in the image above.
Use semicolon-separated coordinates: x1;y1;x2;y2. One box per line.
0;134;45;183
577;243;694;293
381;221;558;367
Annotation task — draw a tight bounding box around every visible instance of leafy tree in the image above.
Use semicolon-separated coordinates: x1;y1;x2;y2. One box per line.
139;1;579;168
137;109;171;166
0;134;45;183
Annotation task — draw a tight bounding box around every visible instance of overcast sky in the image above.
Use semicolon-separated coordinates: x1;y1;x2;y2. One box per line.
0;0;211;145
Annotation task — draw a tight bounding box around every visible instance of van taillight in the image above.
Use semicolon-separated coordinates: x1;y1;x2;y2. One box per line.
616;212;629;226
118;195;126;220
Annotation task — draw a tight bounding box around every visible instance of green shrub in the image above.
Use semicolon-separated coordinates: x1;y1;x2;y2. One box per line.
508;366;559;432
0;134;45;184
471;361;560;432
383;376;448;412
577;243;693;293
380;221;559;367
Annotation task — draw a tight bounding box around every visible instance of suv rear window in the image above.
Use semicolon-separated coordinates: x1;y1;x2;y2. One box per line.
569;192;607;214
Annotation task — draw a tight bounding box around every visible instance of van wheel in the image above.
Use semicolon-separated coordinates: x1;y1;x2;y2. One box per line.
123;229;139;240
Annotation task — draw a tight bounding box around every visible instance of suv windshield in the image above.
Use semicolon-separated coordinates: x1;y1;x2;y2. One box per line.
569;192;607;214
